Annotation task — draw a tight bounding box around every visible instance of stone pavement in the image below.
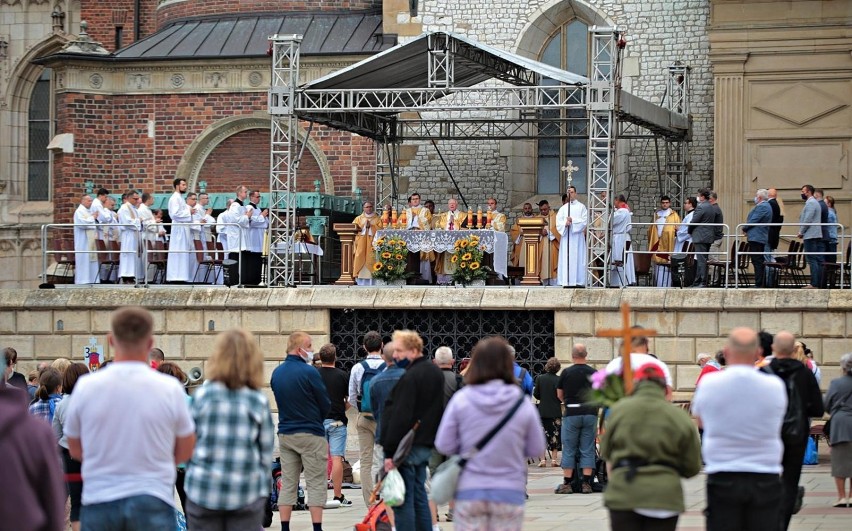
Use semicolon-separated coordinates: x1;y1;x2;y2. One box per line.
283;455;850;530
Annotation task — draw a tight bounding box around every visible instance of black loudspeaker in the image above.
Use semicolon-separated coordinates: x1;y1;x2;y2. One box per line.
223;252;262;286
670;255;695;288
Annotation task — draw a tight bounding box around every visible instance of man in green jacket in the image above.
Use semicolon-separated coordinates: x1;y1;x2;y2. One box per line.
600;364;702;531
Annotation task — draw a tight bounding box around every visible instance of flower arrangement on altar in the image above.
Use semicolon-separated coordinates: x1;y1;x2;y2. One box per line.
585;368;626;408
450;235;490;286
372;237;409;282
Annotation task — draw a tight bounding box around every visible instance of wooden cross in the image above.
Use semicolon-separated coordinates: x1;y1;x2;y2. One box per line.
596;303;657;394
561;160;580;188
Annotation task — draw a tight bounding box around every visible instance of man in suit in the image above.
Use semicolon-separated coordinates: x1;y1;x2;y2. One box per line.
709;191;725;257
798;184;824;289
742;189;773;288
688;189;715;287
766;188;783;261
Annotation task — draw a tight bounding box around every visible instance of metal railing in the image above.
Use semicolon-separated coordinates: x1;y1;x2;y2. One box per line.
732;223;847;289
624;222;732;288
41;222;245;288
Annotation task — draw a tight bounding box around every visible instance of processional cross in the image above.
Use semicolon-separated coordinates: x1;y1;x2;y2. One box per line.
596;303;657;394
561;160;580;189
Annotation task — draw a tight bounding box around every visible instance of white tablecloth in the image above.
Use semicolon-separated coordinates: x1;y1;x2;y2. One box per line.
374;229;508;277
272;242;324;256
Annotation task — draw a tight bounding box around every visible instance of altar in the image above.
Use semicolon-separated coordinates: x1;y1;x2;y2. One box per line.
374;229;509;277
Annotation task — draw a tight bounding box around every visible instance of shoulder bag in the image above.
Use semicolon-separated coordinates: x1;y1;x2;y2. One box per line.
429;394;527;505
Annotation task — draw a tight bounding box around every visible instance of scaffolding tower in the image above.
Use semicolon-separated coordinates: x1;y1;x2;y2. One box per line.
663;64;691;209
267;34;302;287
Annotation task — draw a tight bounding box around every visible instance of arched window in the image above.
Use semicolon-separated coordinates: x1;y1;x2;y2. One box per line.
28;68;53;201
537;19;590;195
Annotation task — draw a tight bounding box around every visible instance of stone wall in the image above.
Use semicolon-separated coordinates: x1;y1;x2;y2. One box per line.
2;287;849;405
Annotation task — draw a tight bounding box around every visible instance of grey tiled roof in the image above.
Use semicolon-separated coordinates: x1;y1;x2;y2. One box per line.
113;10;389;60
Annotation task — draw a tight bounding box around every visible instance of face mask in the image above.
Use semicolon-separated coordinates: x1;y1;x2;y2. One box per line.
801;193;807;200
395;358;411;369
301;349;314;363
754;196;759;204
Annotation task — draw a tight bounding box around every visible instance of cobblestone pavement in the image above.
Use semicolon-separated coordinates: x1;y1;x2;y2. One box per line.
283;455;850;530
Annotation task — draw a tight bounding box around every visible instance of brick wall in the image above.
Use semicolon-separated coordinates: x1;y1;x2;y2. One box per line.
53;91;376;221
156;0;383;29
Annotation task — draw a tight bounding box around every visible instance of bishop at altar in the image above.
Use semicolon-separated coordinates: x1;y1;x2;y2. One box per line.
433;199;468;284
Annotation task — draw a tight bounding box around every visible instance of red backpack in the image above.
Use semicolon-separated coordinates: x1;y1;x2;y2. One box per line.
354;500;392;531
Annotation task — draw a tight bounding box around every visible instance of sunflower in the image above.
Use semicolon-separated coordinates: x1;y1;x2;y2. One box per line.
451;255;458;263
399;241;407;247
387;239;396;246
470;237;480;246
387;265;394;271
459;240;469;248
373;263;383;271
381;252;392;259
459;262;467;269
376;238;385;246
469;262;481;270
462;252;472;261
394;254;404;260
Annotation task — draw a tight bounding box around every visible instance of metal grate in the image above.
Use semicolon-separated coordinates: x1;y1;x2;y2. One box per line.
329;309;554;376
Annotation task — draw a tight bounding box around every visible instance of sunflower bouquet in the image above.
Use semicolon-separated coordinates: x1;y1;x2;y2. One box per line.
451;235;490;286
371;237;409;282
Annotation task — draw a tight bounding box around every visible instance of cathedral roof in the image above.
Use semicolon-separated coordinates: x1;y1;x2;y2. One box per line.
112;10;389;61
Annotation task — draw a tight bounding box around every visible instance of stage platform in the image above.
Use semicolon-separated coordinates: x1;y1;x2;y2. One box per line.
1;287;849;399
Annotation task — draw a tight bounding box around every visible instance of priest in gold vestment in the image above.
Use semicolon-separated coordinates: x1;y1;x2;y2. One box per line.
353;201;383;285
648;195;681;287
434;198;468;284
404;192;434;282
538;200;561;285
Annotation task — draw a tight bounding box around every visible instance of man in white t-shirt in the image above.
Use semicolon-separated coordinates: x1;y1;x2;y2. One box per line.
65;307;195;528
691;327;787;531
605;335;673;395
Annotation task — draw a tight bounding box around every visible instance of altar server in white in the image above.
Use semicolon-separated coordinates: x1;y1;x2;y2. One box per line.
222;186;252;255
246;190;269;253
609;194;636;287
89;188;111;241
138;192;157;244
117;190;142;283
216;199;233;250
73;195;100;284
167;178;193;282
556;185;588;287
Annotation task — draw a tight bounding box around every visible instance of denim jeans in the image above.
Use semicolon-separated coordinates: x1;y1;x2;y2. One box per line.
395;444;433;531
560;414;597;470
81;495;174;531
803;238;824;287
705;472;781;531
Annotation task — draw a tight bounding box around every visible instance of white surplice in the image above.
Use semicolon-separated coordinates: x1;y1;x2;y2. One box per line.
246;203;268;253
675;210;693;253
556;200;588;287
222;201;250;254
610;207;636;287
89;197;111;241
138;203;157;244
73;204;99;284
117;203;141;280
167;191;193;282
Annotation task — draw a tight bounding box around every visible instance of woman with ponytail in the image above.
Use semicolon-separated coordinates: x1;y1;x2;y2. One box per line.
52;362;89;531
28;367;63;424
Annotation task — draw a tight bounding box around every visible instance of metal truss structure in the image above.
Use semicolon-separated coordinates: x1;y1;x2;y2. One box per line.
267;35;302;287
662;64;691;209
267;30;691;287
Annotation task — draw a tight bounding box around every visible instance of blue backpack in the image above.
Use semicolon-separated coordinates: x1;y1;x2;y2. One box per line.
358;361;386;413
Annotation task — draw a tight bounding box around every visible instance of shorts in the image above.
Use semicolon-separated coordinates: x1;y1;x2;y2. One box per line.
324;419;348;457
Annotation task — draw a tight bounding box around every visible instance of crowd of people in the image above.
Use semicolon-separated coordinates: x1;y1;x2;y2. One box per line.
2;313;852;530
66;181;844;289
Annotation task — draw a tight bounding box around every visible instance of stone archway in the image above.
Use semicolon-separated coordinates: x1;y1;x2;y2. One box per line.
175;113;334;194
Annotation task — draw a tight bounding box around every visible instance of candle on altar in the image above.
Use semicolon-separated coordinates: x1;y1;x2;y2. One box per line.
476;207;483;229
382;207;389;224
486;208;493;228
391;208;398;226
399;209;407;228
467;208;473;228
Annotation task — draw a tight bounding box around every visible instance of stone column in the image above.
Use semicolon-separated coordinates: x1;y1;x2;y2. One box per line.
710;53;749;236
519;217;545;285
333;223;357;285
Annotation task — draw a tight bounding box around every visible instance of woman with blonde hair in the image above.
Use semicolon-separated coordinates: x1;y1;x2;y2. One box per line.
184;329;274;530
51;357;72;378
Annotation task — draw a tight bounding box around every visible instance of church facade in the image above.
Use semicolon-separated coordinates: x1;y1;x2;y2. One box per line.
0;0;849;287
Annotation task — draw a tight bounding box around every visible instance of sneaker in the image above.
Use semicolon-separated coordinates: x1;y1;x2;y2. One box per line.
555;483;573;494
445;510;453;522
333;495;352;506
581;482;593;494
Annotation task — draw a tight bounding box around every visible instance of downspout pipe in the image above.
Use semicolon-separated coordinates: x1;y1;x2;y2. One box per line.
134;0;141;42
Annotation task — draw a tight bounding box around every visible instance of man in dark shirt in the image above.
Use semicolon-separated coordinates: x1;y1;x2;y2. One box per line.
380;330;445;531
317;343;352;506
556;343;598;494
270;331;331;531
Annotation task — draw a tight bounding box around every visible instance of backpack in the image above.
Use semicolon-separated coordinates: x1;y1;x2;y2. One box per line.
764;365;807;445
515;366;532;395
354;500;393;531
358;361;386;413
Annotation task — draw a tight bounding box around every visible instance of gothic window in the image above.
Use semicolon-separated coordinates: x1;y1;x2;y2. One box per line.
28;69;52;201
537;19;590;195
